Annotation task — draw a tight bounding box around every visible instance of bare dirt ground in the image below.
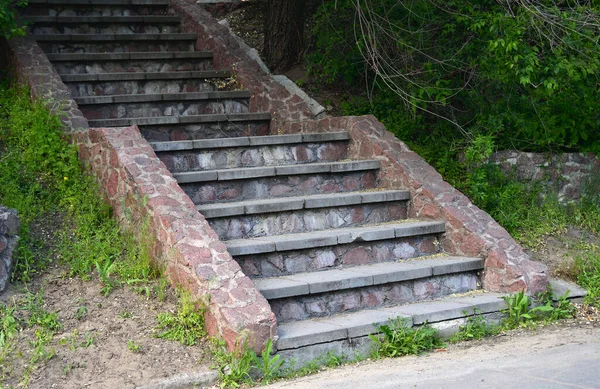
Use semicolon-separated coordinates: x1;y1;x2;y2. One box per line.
0;211;212;389
528;227;600;280
0;267;212;389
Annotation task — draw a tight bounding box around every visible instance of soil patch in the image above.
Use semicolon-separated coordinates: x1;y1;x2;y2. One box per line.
526;226;600;280
1;268;212;389
0;210;212;389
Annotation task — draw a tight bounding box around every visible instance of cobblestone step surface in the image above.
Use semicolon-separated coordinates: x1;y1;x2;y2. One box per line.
24;0;171;16
260;257;483;322
141;120;271;141
174;160;381;184
61;70;232;97
276;293;506;350
28;15;182;34
50;52;214;73
256;257;483;299
37;33;197;53
88;112;271;128
197;190;409;218
154;132;349;172
78;93;250;119
225;220;446;256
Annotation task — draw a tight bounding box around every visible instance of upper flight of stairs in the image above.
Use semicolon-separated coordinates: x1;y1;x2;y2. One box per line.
24;0;506;358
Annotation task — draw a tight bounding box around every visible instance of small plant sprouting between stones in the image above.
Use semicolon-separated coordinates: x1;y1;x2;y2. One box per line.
369;317;445;358
449;311;500;343
210;338;255;388
252;339;283;385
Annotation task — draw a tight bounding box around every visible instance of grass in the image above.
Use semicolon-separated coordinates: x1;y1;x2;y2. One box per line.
0;82;169;386
369;317;445;358
575;246;600;307
155;291;206;346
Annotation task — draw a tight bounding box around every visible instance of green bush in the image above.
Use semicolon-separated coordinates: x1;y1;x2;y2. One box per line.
0;0;27;39
308;0;600;155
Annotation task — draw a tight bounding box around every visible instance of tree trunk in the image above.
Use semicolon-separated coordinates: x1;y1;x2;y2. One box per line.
263;0;307;71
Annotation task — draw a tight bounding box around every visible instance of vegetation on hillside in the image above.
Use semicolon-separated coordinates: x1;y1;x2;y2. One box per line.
1;0;27;38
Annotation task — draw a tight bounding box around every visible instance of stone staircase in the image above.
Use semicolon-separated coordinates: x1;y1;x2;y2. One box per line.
24;0;506;360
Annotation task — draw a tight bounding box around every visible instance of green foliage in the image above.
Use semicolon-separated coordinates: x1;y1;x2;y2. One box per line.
155;291;206;346
22;290;62;332
503;289;576;329
369;317;444;358
251;339;283;385
449;312;500;343
127;340;141;353
0;83;159;293
209;338;255;388
0;0;27;39
0;304;18;348
575;247;600;307
307;0;364;85
309;0;600;157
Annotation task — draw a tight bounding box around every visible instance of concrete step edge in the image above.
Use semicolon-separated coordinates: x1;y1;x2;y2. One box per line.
255;256;484;299
152;131;349;152
224;220;446;256
28;0;170;5
87;112;271;127
276;292;507;350
47;51;213;61
32;33;197;41
27;15;181;23
75;91;251;105
61;70;230;82
174;160;381;184
196;189;410;218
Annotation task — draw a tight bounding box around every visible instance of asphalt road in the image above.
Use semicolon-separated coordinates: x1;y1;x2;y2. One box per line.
266;324;600;389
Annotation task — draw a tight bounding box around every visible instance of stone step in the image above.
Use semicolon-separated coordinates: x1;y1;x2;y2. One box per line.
60;70;230;83
275;292;507;351
29;16;182;34
198;190;406;218
49;51;214;74
174;160;381;184
27;0;170;5
260;257;483;322
87;112;271;128
257;257;483;299
24;5;171;17
27;15;180;23
141;120;271;142
153;132;350;173
33;33;197;41
24;0;171;17
35;33;197;53
202;191;410;240
48;52;213;62
181;167;378;205
62;71;232;98
225;220;445;256
76;91;251;120
151;131;349;152
75;91;250;105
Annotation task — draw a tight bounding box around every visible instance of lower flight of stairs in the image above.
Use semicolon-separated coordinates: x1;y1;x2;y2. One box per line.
24;0;508;361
